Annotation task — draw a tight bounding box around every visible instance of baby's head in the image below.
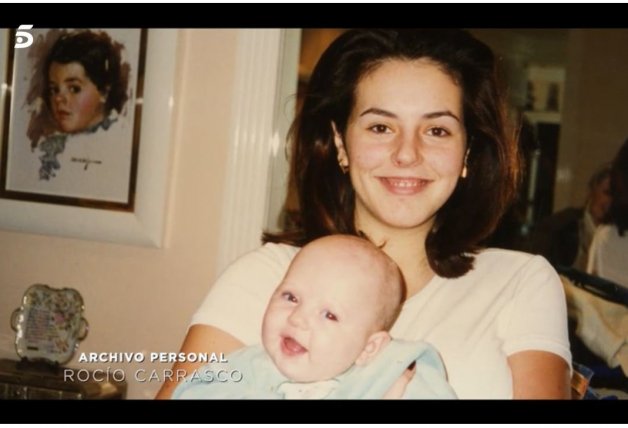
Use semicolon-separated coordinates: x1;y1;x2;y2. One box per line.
261;235;405;382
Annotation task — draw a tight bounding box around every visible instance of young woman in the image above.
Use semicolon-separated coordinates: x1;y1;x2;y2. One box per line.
157;29;571;399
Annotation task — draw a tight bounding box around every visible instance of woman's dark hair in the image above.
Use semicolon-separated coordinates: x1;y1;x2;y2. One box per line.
265;29;520;278
44;30;128;115
609;138;628;235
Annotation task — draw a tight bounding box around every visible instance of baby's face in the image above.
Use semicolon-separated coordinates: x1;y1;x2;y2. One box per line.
48;61;105;133
261;244;382;382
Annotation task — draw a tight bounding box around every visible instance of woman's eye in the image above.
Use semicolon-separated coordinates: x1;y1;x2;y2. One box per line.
324;311;338;322
427;126;450;137
369;124;391;134
49;86;59;96
69;85;82;94
281;292;297;303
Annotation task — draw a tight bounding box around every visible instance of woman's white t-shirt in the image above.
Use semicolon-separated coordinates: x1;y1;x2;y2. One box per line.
191;243;571;399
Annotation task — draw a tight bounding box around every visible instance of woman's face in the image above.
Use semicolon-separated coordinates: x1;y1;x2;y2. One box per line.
48;61;105;134
334;59;467;235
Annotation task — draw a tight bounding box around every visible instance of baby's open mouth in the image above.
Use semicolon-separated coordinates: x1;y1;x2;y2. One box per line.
280;336;307;356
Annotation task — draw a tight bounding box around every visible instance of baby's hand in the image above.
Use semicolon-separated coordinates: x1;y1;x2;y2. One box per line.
382;362;416;399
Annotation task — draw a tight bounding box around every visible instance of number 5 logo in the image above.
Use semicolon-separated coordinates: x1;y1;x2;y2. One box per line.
15;25;34;49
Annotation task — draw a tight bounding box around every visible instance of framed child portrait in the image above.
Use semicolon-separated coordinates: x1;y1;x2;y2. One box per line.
0;28;148;211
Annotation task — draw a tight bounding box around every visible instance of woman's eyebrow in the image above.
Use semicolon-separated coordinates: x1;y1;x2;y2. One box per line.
359;107;461;123
424;110;461;123
359;107;397;118
62;77;83;84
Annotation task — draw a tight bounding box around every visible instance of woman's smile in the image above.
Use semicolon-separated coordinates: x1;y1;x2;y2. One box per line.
378;177;432;195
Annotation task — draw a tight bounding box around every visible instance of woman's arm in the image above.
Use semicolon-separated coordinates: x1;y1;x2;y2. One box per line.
155;324;245;399
508;350;571;399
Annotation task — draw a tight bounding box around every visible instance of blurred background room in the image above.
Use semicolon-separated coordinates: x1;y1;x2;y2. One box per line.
0;28;626;399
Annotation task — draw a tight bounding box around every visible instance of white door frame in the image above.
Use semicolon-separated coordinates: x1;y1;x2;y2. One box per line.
217;29;300;273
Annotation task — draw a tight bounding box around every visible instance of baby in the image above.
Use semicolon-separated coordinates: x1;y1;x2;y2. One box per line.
173;235;455;399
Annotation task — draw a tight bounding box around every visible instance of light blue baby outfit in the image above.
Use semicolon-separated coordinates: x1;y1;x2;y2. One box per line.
173;339;456;399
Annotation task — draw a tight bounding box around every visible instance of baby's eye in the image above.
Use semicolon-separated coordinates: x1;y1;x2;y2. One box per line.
426;126;450;137
281;292;297;303
323;311;338;322
368;124;392;134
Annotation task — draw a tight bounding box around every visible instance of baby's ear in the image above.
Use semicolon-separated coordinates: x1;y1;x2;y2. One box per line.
355;331;391;366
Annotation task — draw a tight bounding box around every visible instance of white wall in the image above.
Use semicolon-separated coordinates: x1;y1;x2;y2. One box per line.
0;29;239;399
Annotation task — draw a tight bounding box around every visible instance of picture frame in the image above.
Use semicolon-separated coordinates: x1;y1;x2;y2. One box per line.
0;29;178;247
1;28;146;210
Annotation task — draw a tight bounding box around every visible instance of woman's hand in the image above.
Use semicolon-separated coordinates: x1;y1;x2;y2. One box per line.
382;362;416;399
155;324;244;399
508;350;571;399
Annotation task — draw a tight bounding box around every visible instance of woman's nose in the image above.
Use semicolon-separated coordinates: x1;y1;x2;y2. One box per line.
392;133;422;167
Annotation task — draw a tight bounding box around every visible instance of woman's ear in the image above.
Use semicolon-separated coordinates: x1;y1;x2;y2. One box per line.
331;122;349;171
355;331;391;366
